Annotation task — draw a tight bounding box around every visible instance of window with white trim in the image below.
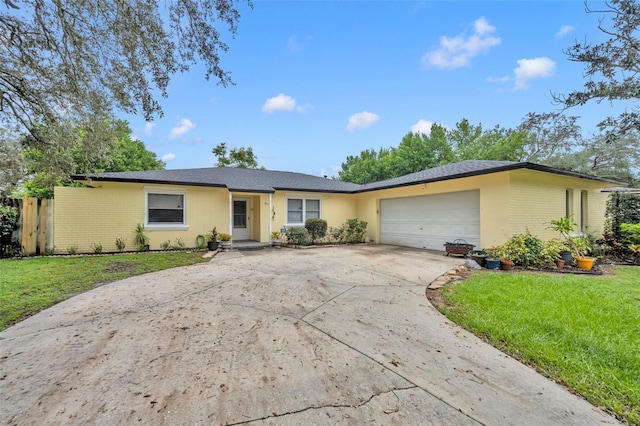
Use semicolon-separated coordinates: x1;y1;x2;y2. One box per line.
145;189;187;229
287;197;321;224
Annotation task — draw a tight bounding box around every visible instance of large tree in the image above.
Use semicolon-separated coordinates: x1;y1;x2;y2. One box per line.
1;0;249;190
213;142;263;169
555;0;640;137
21;120;165;198
337;120;527;184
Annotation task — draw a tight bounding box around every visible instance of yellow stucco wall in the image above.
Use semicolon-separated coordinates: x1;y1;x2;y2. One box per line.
53;169;616;253
354;172;511;249
54;182;230;253
270;191;357;233
508;170;612;241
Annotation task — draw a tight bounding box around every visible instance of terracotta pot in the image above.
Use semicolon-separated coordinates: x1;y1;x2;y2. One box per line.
500;259;514;271
576;256;595;271
555;258;565;269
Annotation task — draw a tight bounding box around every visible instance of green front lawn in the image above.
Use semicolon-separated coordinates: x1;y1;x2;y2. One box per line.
438;266;640;424
0;252;210;331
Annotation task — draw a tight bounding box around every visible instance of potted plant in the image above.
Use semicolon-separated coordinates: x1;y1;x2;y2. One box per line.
469;250;488;267
548;215;595;270
271;230;283;248
206;227;219;251
217;232;232;251
484;247;501;270
134;223;150;251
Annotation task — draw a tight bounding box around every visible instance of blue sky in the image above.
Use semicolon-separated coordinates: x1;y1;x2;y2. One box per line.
124;1;615;177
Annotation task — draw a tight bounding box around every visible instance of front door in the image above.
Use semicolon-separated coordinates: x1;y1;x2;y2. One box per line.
232;199;250;240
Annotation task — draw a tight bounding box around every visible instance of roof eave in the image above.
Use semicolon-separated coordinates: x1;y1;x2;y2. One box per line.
72;175;228;189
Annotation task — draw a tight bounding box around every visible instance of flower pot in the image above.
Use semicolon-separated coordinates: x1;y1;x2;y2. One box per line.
576;256;595;271
220;241;232;252
470;250;488;267
500;259;514;271
555;258;565;269
272;239;283;248
486;259;500;270
559;250;572;265
207;241;218;251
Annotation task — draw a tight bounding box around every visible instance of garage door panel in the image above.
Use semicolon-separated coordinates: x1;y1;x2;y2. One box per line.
380;191;480;251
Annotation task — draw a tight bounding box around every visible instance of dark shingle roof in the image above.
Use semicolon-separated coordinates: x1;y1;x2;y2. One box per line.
73;167;362;193
73;160;621;193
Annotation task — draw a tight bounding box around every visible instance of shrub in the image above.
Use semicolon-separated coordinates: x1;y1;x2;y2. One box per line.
91;243;103;254
620;223;640;245
605;192;640;239
538;238;569;268
115;237;126;252
160;240;171;250
285;227;310;245
173;237;186;249
195;234;206;249
67;245;78;255
0;205;19;239
344;218;368;243
305;218;327;243
500;233;542;267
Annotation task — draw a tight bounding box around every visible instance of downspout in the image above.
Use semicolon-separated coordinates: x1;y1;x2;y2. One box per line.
229;192;233;236
268;193;273;238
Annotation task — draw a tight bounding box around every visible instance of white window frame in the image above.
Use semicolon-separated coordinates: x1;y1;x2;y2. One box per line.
285;195;322;226
144;187;189;231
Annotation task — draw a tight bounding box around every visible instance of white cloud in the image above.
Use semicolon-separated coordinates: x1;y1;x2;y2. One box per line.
486;75;510;84
347;111;380;132
514;57;556;90
410;119;434;135
161;153;176;162
422;17;501;69
556;24;575;38
144;122;156;136
169;118;196;139
287;34;312;52
262;93;297;113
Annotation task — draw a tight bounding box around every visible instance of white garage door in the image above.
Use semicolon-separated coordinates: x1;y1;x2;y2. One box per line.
380;190;480;251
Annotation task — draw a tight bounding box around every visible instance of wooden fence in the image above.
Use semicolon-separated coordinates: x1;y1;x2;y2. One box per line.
0;197;53;256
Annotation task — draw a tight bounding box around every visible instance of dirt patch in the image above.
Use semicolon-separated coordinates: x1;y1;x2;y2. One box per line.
105;261;138;274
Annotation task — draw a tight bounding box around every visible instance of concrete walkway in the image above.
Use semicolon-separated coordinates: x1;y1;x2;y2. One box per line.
0;245;619;425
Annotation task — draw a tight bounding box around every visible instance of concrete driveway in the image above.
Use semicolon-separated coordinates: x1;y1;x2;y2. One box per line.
0;245;618;425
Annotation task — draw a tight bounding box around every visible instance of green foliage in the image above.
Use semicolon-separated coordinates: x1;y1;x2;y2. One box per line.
21;120;165;199
206;227;218;242
344;218;368;243
134;223;149;250
620;223;640;245
217;233;232;242
195;234;206;249
173;237;186;249
115;237;126;252
285;227;310;245
213;142;264;169
499;233;543;267
67;245;78;255
538;238;570;267
605;192;640;239
556;0;640;137
91;243;103;254
1;0;245;192
0;205;19;238
160;240;172;250
337;120;531;183
305;218;327;243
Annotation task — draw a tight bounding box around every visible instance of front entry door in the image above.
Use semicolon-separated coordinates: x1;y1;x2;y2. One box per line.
232;199;250;240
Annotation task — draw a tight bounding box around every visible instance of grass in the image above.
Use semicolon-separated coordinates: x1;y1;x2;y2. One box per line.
0;251;210;331
438;266;640;425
